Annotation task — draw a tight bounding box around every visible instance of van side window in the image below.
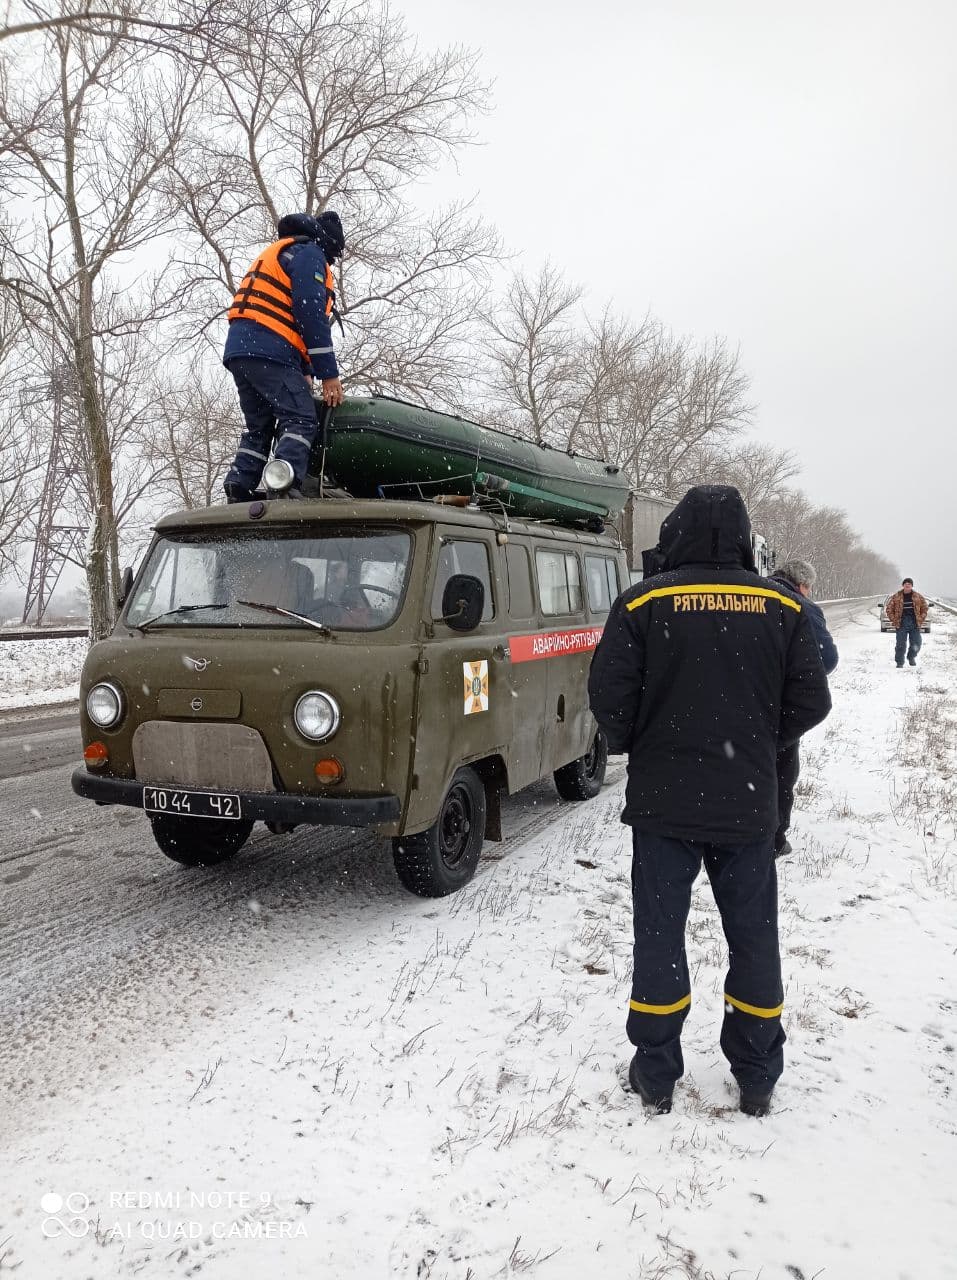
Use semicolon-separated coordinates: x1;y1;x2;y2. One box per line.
431;539;494;621
505;544;535;619
585;555;621;613
536;550;583;616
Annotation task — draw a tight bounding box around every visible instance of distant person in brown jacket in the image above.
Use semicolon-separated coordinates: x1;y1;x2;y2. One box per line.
886;578;929;667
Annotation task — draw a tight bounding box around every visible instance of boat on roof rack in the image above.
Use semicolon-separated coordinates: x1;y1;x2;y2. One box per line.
306;396;630;530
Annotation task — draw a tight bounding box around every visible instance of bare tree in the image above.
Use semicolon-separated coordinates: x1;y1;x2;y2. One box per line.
146;363;237;510
683;438;801;531
0;293;43;583
166;0;499;411
484;264;753;494
0;0;220;51
483;264;583;444
757;487;897;597
653;337;754;496
0;18;197;636
0;414;42;582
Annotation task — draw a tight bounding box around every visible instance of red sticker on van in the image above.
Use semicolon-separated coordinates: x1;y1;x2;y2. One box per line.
509;627;604;663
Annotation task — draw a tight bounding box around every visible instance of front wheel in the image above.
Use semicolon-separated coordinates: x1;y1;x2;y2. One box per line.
392;766;487;897
149;814;254;866
553;730;608;801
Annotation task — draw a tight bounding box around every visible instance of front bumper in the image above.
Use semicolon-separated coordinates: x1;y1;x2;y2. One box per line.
71;768;401;827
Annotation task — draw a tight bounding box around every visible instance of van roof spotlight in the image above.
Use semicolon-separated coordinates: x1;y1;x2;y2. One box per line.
262;458;295;494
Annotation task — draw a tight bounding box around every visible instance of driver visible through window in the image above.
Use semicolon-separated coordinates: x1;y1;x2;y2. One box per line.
124;530;411;631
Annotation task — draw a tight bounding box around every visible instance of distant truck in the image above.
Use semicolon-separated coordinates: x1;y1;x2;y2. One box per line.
621;492;676;577
623;492;774;580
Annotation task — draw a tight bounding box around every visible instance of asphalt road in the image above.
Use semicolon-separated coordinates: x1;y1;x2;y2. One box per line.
0;596;878;1148
0;704;81;781
818;595;882;628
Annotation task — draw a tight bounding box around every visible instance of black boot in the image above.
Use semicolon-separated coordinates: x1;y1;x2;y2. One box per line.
628;1054;673;1114
739;1088;774;1117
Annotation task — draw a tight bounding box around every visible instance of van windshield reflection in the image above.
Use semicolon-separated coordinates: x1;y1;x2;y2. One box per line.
125;531;411;631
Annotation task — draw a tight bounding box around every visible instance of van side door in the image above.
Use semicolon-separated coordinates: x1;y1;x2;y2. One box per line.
533;545;599;775
497;539;546;792
404;529;511;833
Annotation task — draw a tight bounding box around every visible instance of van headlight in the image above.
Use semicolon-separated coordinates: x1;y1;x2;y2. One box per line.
294;691;340;741
87;681;124;729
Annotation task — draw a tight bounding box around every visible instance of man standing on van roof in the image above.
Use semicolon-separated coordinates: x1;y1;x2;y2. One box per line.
588;486;831;1117
222;211;346;504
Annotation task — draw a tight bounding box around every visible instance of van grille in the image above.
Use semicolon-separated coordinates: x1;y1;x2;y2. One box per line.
132;722;275;791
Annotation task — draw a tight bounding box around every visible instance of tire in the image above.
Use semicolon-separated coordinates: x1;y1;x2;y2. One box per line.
149;814;253;866
553;730;608;801
392;766;486;897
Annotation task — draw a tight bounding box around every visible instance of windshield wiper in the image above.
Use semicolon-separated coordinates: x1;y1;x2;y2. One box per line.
237;600;332;635
133;603;227;632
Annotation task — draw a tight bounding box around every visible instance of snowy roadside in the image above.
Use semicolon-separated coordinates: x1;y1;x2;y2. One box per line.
0;637;86;710
2;612;955;1280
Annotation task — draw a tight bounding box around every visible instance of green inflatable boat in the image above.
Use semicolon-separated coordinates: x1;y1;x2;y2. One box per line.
308;396;629;528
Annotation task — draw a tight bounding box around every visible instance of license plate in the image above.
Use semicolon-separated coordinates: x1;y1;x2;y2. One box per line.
143;786;242;820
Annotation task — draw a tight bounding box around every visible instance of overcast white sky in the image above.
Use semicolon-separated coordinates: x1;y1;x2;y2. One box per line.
400;0;957;594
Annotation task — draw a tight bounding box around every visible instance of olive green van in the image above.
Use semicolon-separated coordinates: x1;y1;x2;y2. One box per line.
73;497;627;896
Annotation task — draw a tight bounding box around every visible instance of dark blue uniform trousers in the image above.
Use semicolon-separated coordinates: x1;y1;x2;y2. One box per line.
629;830;785;1096
224;357;318;491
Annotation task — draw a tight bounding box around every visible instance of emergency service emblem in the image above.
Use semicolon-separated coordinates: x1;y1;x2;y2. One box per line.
463;660;489;715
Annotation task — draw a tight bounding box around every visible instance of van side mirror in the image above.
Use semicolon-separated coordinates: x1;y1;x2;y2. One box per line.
117;566;134;608
441;574;484;631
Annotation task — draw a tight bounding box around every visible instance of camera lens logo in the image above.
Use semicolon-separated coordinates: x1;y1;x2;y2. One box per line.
41;1192;91;1238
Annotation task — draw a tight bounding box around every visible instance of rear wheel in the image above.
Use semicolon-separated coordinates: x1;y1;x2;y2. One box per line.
553;730;608;801
149;814;253;866
392;766;486;897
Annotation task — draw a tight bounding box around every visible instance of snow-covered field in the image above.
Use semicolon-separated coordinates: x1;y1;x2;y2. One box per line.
2;610;956;1279
0;637;86;710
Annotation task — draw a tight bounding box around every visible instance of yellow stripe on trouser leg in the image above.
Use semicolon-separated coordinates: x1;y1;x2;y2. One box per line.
629;994;692;1016
724;993;784;1018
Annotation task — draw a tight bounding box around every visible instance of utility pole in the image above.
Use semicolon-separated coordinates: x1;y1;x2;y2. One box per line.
20;359;86;626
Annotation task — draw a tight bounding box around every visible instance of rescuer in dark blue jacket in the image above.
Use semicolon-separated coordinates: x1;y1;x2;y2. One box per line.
768;559;838;856
588;486;831;1117
222;211;345;502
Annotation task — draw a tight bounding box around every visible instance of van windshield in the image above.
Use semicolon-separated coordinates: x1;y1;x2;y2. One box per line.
125;530;412;632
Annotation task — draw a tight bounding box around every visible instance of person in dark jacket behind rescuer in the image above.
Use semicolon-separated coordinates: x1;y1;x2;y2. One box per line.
588;486;831;1117
222;211;346;503
767;558;838;858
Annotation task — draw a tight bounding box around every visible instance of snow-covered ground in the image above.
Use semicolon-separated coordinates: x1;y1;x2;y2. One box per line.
0;636;86;710
2;609;956;1279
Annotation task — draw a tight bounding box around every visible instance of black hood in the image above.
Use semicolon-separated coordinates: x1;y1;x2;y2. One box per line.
656;485;755;571
276;210;345;262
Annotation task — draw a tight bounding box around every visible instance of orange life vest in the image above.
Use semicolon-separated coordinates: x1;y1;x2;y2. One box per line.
227;237;336;357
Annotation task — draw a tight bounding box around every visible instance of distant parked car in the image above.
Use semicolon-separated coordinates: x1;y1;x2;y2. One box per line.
879;595;932;634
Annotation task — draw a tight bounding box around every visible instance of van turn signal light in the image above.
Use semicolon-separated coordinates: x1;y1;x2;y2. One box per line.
314;758;344;784
84;741;109;767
